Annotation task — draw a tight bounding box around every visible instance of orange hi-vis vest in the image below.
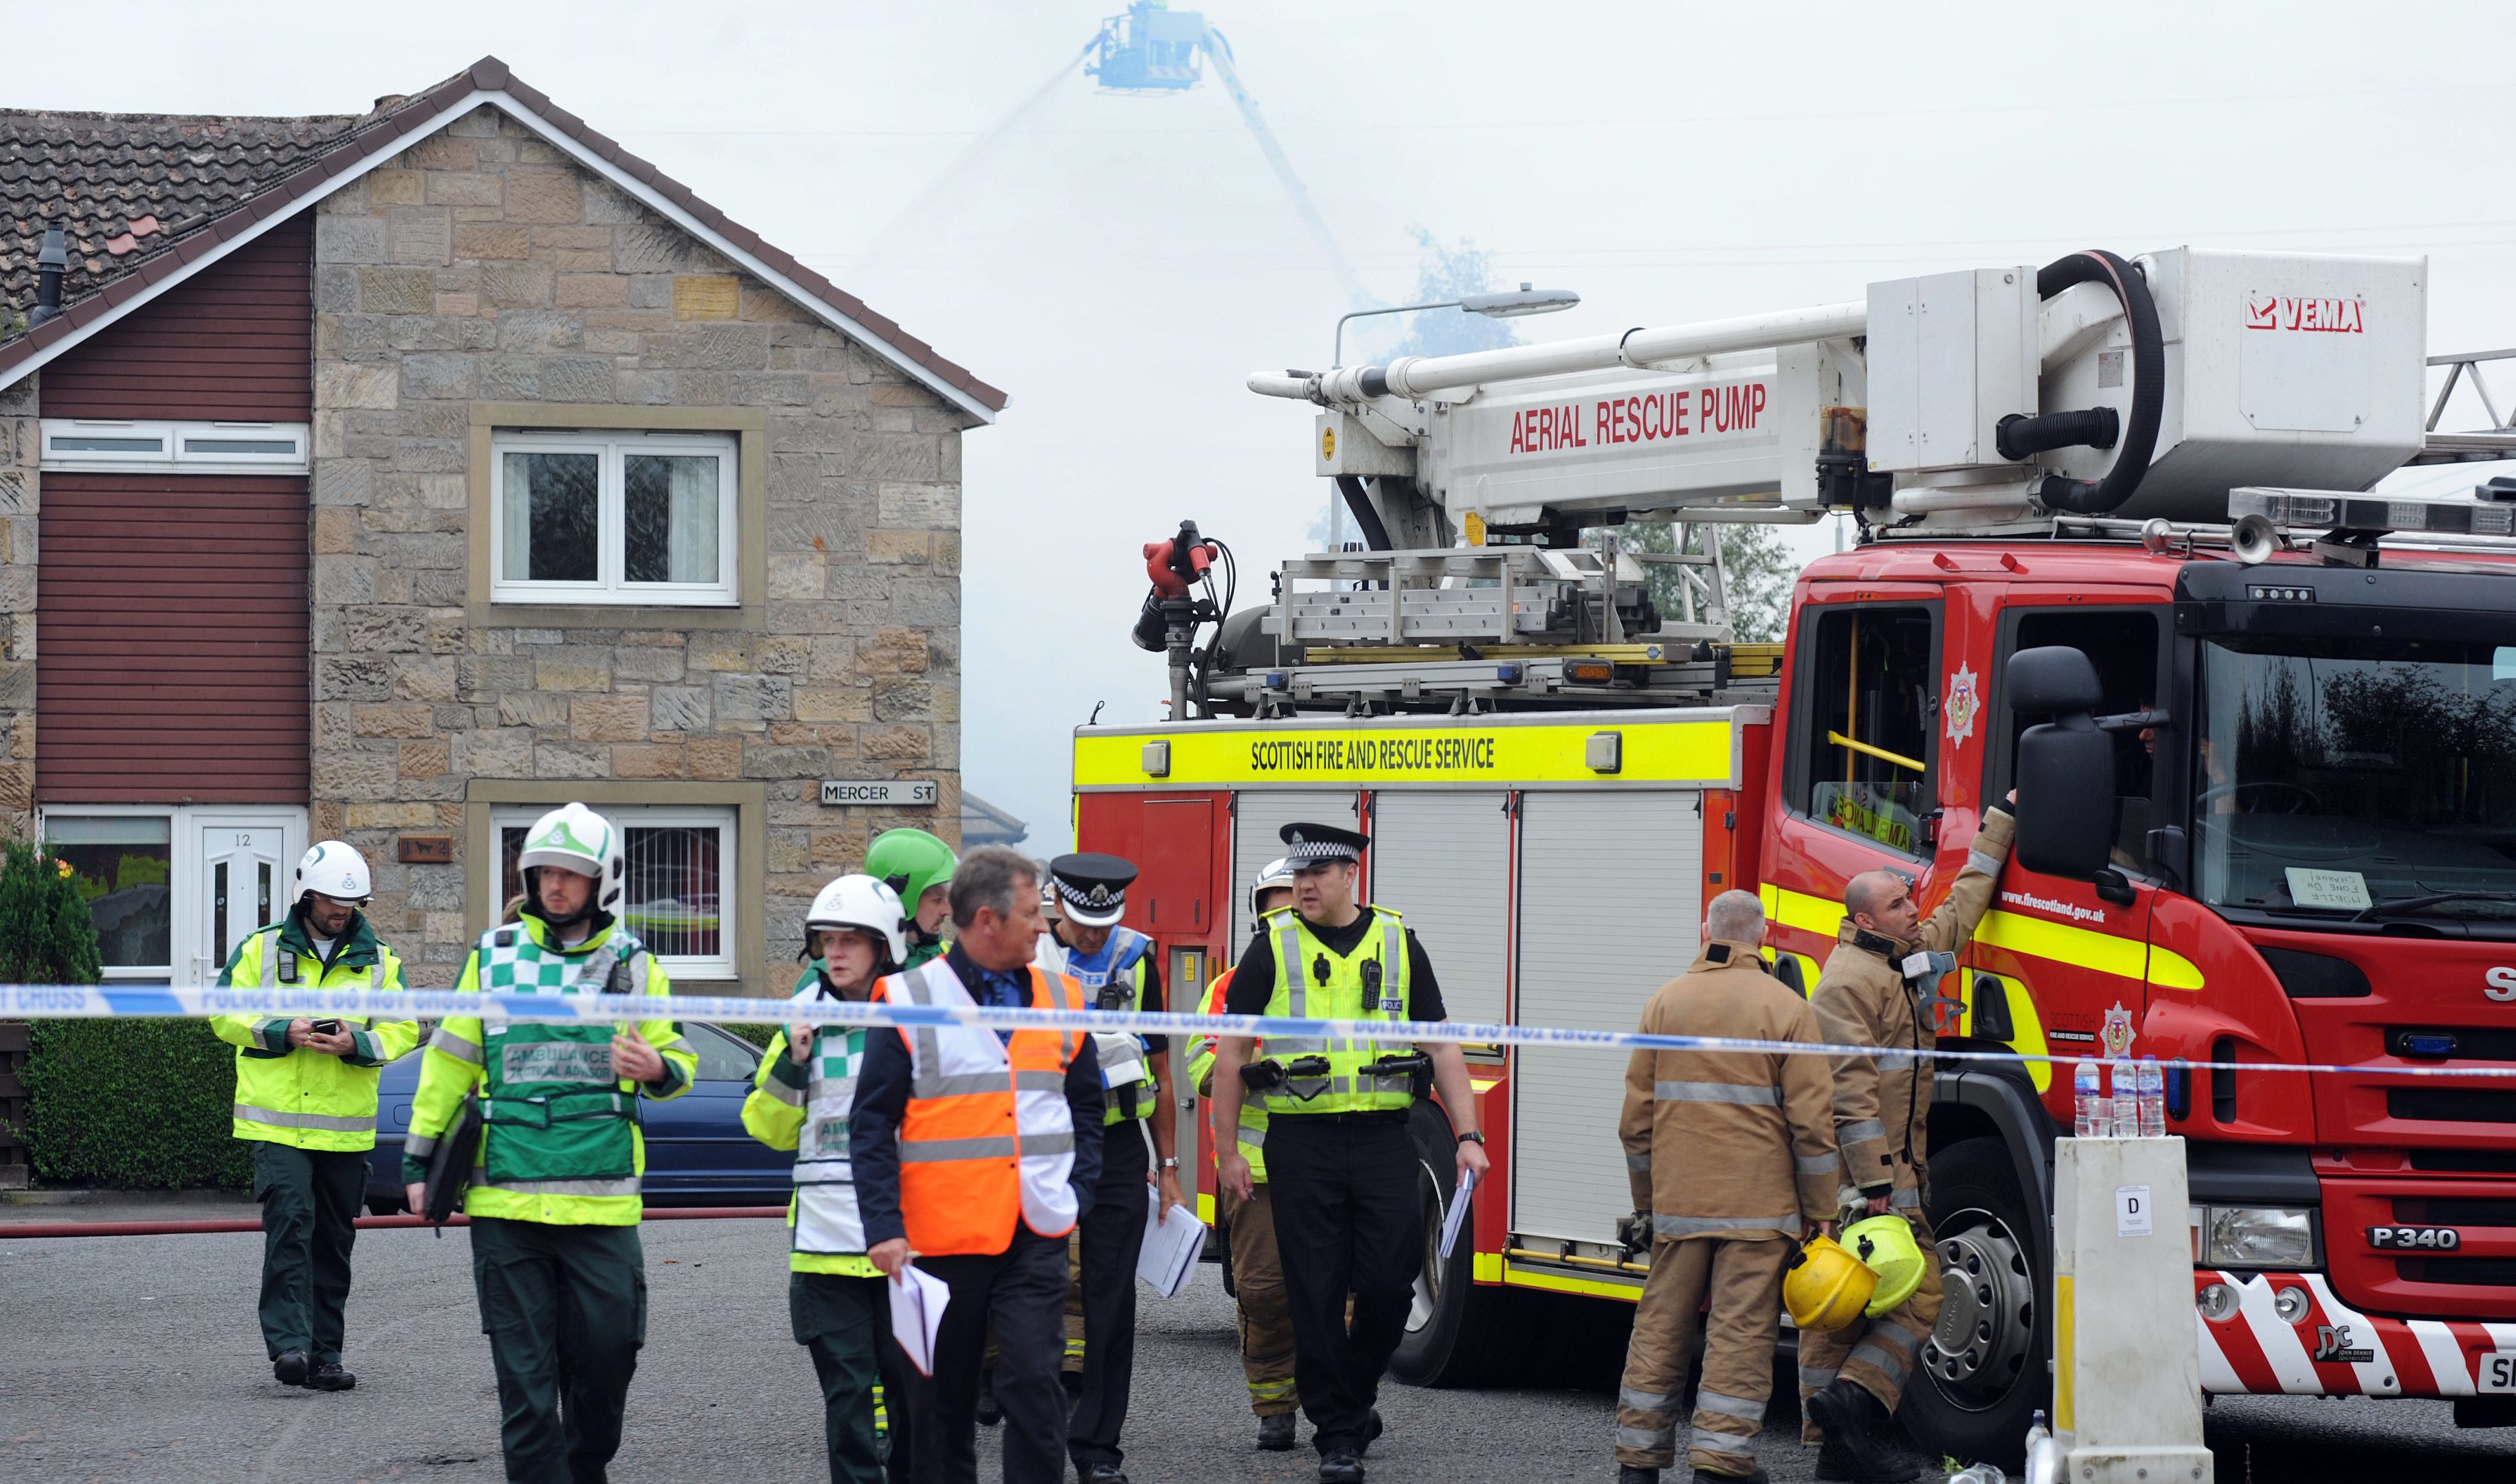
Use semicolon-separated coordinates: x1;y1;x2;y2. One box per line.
881;956;1087;1256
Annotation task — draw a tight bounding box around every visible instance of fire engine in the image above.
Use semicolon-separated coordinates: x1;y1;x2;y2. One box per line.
1073;245;2516;1462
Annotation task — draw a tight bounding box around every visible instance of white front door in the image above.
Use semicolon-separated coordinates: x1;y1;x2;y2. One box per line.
194;816;302;984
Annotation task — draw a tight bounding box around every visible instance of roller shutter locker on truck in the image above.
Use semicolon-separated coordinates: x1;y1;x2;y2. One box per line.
1367;791;1511;1030
1230;790;1355;943
1511;789;1700;1246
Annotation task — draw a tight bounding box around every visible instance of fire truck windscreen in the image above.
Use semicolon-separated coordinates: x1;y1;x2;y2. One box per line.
2194;633;2516;932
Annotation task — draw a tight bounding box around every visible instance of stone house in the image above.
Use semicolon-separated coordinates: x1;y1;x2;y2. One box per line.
0;56;999;993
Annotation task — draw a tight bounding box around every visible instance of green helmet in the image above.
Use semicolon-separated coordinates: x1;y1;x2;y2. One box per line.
866;828;957;910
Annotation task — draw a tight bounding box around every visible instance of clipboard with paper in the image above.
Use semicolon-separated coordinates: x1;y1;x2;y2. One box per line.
1137;1187;1206;1298
1438;1165;1479;1263
888;1263;950;1375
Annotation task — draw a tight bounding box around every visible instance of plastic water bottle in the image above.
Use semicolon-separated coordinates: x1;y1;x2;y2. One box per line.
2111;1057;2139;1137
2023;1409;2058;1484
1948;1464;2007;1484
2137;1056;2166;1138
2073;1060;2103;1138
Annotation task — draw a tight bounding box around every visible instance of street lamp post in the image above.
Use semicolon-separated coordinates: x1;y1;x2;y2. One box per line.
1332;282;1581;367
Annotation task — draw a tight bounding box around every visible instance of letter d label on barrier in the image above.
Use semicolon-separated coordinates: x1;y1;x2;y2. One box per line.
2115;1184;2152;1237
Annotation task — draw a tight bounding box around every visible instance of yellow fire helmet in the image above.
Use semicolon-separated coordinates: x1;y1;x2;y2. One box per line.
1783;1235;1879;1334
1845;1214;1929;1318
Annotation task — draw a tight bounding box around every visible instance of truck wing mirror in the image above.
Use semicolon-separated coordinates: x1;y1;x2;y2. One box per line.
2007;647;2113;880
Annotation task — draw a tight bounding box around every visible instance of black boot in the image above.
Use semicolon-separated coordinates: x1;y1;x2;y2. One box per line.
1258;1413;1298;1451
975;1373;1001;1427
1317;1448;1364;1484
271;1349;309;1386
302;1360;356;1391
1806;1381;1917;1483
1693;1471;1767;1484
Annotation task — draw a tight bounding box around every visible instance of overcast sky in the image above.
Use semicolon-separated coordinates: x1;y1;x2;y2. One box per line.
30;1;2516;848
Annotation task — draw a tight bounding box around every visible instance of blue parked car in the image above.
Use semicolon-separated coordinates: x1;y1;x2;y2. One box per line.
364;1020;795;1213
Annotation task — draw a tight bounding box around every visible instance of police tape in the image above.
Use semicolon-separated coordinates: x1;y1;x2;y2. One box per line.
5;982;2516;1083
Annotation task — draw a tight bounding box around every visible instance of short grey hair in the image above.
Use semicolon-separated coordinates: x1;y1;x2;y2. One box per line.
1704;888;1765;944
950;844;1038;929
1845;870;1903;921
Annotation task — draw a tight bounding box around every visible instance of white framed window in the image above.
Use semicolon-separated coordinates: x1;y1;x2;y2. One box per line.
490;429;739;606
40;419;311;474
41;805;308;987
492;805;737;981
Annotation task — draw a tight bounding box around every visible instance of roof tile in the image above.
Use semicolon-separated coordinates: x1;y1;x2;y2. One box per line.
0;58;1003;413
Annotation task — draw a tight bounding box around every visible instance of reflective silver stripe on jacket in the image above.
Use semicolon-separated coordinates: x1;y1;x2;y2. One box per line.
234;1104;375;1133
1838;1118;1886;1143
1888;1185;1922;1210
1618;1385;1674;1413
1615;1426;1673;1452
469;1175;641;1198
900;1135;1019;1163
1625;1151;1653;1172
1651;1213;1800;1237
1968;848;2005;879
430;1026;484;1066
1796;1151;1841;1176
1654;1080;1778;1106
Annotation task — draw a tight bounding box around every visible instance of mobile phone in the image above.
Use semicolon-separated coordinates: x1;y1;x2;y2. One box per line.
311;1018;342;1035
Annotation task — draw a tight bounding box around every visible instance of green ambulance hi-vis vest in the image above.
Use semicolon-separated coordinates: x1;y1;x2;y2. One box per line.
1258;905;1415;1116
477;925;647;1193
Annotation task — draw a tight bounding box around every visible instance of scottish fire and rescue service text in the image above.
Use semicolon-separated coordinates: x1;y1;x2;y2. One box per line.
1249;736;1500;774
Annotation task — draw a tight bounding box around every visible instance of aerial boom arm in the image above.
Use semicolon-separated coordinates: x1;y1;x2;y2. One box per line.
1203;30;1374;312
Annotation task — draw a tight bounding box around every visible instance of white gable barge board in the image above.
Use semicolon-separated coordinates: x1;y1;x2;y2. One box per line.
0;89;999;426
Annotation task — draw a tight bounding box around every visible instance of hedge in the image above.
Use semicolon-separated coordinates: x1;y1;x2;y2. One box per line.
22;1020;254;1189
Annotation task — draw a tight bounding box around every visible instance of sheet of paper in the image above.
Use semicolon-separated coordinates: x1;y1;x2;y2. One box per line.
1439;1165;1480;1263
1137;1187;1207;1298
2285;867;2371;911
889;1263;950;1375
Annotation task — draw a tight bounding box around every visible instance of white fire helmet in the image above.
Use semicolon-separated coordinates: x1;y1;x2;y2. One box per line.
518;802;625;916
806;874;908;970
1250;856;1296;921
296;841;372;904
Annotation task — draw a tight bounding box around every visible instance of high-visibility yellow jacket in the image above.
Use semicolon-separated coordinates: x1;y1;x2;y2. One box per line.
1185;966;1267;1182
401;914;695;1227
209;909;416;1152
744;1010;879;1278
1256;906;1415;1116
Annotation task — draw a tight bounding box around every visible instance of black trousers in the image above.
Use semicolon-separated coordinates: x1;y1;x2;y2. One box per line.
1265;1112;1425;1455
792;1271;913;1484
251;1141;368;1364
1069;1119;1150;1471
469;1217;647;1484
911;1224;1069;1484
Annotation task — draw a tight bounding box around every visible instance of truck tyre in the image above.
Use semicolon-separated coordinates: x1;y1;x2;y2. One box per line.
1390;1102;1513;1387
1906;1136;2049;1470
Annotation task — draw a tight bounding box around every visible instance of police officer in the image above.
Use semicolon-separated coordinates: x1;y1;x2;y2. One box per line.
1032;853;1183;1484
210;841;414;1391
1799;794;2014;1483
1612;890;1839;1484
401;803;698;1484
1210;822;1489;1484
1185;857;1301;1450
744;873;917;1484
867;828;958;970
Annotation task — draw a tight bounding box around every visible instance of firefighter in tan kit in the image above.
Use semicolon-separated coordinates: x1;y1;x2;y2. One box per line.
1612;889;1840;1484
1799;794;2015;1483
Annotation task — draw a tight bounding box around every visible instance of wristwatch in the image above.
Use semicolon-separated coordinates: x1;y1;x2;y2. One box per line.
1159;1157;1180;1170
1456;1131;1487;1146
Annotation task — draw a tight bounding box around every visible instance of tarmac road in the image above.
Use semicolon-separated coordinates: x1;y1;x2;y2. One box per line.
5;1208;2516;1483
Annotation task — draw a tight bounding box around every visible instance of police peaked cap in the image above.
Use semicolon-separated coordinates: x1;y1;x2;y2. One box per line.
1279;821;1369;865
1047;852;1137;928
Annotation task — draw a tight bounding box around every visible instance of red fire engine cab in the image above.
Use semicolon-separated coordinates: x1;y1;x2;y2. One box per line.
1074;246;2516;1462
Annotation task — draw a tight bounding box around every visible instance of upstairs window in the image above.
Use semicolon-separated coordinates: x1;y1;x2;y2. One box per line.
1797;605;1938;857
491;429;737;605
40;419;309;474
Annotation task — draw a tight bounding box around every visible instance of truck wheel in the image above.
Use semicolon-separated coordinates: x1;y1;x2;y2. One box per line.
1390;1103;1514;1387
1906;1136;2048;1470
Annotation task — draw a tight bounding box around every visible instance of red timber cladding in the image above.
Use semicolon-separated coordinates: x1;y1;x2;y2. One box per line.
41;212;313;419
36;475;309;804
